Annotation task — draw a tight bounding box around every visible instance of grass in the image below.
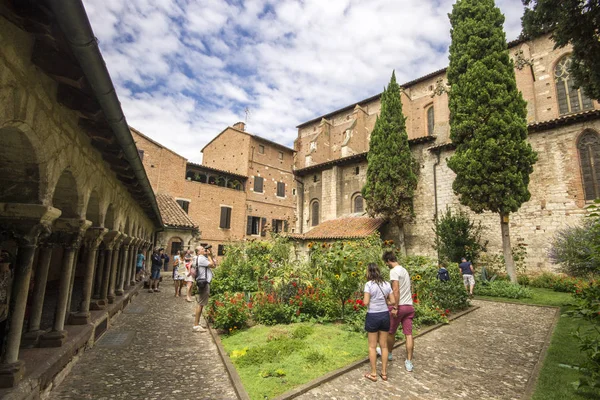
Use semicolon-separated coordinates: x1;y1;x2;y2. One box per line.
221;323;366;400
475;287;600;399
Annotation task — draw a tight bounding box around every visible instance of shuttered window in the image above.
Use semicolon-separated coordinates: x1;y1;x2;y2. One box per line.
254;177;264;193
247;216;261;235
176;199;189;214
579;130;600;201
311;201;319;227
217;245;225;256
219;206;231;229
555;56;594;115
277;182;285;197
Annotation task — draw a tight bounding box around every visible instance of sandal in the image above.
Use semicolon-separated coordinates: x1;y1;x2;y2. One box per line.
364;372;377;382
380;373;388;381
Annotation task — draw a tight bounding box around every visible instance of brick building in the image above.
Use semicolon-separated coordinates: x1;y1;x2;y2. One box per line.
292;33;600;271
131;122;295;256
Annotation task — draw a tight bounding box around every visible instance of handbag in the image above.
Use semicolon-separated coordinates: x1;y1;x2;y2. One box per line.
194;257;209;289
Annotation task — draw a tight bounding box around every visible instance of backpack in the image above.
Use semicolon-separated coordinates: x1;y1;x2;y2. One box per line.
437;268;450;282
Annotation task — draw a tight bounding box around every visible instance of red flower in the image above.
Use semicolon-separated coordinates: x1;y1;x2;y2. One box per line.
292;282;297;287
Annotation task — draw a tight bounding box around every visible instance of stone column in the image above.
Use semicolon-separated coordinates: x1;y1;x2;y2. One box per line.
116;236;131;296
92;247;105;300
39;218;91;347
22;244;55;347
71;227;107;324
0;203;60;388
129;239;140;287
93;231;121;309
107;235;125;303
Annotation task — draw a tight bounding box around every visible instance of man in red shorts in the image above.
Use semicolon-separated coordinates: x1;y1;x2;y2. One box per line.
383;251;415;372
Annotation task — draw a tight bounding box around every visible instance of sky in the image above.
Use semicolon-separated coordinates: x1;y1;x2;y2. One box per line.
82;0;526;163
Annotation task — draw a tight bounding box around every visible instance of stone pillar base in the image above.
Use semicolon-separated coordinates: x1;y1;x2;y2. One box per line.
115;289;124;296
107;295;115;304
0;360;25;388
90;300;106;310
39;330;68;348
69;312;90;325
129;279;136;287
21;330;45;348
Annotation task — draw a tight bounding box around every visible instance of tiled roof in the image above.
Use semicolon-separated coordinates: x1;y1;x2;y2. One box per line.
301;216;386;240
155;193;197;230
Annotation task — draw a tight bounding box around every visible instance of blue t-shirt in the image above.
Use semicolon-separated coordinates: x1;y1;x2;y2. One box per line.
459;261;473;275
136;253;145;267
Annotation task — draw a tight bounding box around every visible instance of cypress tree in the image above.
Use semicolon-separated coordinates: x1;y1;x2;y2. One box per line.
362;71;418;250
447;0;537;283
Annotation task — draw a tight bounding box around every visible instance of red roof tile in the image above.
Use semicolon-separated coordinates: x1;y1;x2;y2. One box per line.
301;216;386;240
155;193;197;229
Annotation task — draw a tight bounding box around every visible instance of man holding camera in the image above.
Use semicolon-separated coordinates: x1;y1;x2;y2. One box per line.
192;245;216;332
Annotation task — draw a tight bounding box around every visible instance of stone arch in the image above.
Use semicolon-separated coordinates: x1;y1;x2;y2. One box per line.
167;236;184;256
351;192;364;213
51;169;80;218
105;204;116;230
310;199;320;227
553;54;594;115
0;125;42;204
86;190;101;227
124;216;131;236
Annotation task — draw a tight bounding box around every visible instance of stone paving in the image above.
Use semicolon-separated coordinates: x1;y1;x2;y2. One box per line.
48;275;237;400
295;300;557;400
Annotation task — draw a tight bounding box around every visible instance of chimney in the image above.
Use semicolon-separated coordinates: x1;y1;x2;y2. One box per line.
233;121;246;131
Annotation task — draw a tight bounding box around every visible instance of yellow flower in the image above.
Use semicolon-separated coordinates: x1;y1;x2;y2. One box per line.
351;272;356;277
415;275;422;281
335;274;340;279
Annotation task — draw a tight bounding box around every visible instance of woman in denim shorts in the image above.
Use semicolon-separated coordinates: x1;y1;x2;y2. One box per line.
363;263;397;382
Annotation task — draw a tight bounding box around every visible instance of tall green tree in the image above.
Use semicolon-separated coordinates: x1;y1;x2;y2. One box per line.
362;71;418;251
447;0;538;283
521;0;600;101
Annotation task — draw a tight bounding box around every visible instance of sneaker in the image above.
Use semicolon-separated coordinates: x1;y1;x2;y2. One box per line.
376;347;381;357
154;289;161;292
405;359;414;372
148;289;154;293
388;353;393;361
192;325;206;332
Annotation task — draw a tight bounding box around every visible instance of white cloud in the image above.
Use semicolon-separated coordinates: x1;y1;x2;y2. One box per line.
83;0;526;163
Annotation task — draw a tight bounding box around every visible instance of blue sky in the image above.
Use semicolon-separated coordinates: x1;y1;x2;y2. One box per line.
83;0;526;162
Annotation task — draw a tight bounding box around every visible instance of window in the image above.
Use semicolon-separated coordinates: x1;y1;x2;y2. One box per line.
313;174;320;183
219;206;232;229
427;105;435;136
277;182;285;197
247;216;262;235
353;195;364;213
311;200;319;227
355;166;360;175
176;199;189;214
271;219;288;233
555;56;594;115
578;130;600;201
170;241;182;255
278;151;284;160
254;176;264;193
258;145;265;154
138;149;145;161
217;244;225;256
292;188;297;196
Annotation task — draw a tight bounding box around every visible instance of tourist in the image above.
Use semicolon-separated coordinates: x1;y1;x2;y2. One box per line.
135;250;145;282
162;252;170;272
192;245;216;332
172;250;186;297
149;247;164;293
383;251;415;372
184;250;194;302
459;257;475;297
437;263;451;282
363;262;396;382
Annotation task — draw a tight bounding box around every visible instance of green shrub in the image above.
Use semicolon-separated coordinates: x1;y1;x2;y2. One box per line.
413;302;448;327
433;207;486;263
235;337;304;366
529;272;588;293
549;220;600;278
304;349;327;364
207;292;250;332
475;280;533;299
291;324;315;340
252;292;296;325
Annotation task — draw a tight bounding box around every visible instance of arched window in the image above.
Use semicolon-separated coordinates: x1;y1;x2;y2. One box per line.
578;130;600;201
353;195;364;213
426;105;434;136
311;200;319;227
555;56;594;115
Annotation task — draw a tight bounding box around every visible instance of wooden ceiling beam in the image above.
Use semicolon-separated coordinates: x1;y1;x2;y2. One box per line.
32;40;84;89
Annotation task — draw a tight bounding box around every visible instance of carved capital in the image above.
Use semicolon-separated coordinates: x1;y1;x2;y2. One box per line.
49;218;92;249
103;231;122;250
84;227;108;249
0;203;61;246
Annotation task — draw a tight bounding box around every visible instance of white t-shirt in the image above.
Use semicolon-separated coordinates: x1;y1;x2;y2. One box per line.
194;255;213;283
389;265;413;306
364;281;392;313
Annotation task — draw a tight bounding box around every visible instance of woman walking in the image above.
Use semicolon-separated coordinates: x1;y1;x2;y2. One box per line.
172;250;186;297
363;262;397;382
184;250;195;302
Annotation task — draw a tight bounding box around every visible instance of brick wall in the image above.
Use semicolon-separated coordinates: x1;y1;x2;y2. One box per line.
202;127;251;176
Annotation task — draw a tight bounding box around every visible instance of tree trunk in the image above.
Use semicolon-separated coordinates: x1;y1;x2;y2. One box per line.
500;213;517;283
386;219;406;256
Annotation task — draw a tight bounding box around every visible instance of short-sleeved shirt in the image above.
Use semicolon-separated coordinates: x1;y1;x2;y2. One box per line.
459;261;473;275
136;253;145;267
194;255;213;283
389;265;413;306
364;281;392;313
